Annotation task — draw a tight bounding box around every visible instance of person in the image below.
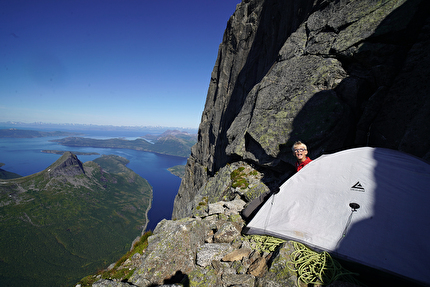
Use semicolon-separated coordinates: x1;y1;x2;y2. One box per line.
292;141;312;172
242;141;312;221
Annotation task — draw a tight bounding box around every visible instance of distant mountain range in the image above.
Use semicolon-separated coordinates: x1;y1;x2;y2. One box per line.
0;128;196;158
52;130;197;157
0;128;83;138
0;152;152;287
0;122;197;134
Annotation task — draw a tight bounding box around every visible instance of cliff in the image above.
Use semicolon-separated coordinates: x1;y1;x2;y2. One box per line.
172;0;430;219
83;0;430;286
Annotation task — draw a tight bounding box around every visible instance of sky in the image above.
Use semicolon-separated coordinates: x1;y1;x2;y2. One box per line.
0;0;240;129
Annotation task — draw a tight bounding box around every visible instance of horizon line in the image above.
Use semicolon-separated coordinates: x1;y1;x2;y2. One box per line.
0;121;199;131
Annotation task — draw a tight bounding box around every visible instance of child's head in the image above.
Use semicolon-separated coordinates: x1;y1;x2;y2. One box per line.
292;141;307;152
292;141;308;162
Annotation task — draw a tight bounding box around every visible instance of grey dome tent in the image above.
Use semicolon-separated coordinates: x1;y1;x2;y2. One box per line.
245;147;430;285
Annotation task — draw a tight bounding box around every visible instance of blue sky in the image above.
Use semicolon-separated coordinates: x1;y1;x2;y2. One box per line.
0;0;240;128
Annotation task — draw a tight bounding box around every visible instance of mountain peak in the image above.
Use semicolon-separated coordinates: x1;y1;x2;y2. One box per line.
48;151;85;177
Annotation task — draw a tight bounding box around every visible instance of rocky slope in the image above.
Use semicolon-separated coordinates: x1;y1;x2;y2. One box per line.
85;163;335;287
173;0;430;219
88;163;414;287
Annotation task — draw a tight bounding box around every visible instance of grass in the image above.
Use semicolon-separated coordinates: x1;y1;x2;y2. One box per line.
77;231;153;286
0;154;152;287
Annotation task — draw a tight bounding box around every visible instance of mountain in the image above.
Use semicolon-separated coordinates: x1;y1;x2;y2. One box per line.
0;152;152;287
52;130;197;158
172;0;430;219
78;0;430;286
0;163;22;179
0;128;83;138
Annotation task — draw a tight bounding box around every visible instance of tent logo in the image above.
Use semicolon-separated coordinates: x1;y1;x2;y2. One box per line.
351;181;365;192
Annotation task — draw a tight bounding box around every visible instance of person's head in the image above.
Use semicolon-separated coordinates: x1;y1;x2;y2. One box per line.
292;141;308;162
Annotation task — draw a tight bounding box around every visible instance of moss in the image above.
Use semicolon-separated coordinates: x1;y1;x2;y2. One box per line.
242;182;269;202
228;214;243;224
218;213;228;222
189;267;219;287
196;197;209;210
230;167;249;189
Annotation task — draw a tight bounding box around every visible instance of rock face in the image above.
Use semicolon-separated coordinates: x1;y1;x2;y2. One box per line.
85;1;430;286
92;195;302;287
49;152;86;177
173;0;430;219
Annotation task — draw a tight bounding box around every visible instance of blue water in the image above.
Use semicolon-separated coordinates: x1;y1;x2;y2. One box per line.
0;131;186;231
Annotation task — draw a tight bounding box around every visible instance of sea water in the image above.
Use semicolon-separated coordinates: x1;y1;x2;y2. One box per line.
0;130;187;231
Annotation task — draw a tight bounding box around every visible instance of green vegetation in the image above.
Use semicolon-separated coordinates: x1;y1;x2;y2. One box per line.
77;231;153;286
41;150;99;155
0;163;21;179
196;196;209;210
0;153;152;287
231;167;249;189
52;133;196;157
167;165;186;178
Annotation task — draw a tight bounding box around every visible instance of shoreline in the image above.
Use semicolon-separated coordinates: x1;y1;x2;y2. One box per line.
142;189;153;234
41;150;100;155
129;188;153;252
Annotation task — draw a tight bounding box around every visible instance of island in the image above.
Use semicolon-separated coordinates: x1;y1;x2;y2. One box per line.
41;150;100;155
51;130;197;158
167;165;186;178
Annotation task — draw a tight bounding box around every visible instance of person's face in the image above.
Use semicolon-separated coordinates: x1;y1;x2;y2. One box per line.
293;145;308;162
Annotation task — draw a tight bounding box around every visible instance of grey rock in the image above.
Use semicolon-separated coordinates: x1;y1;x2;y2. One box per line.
260;242;299;286
224;198;247;213
129;218;209;286
92;280;131;287
213;221;242;243
248;257;268;277
188;266;221;287
196;243;233;267
202;214;219;230
208;202;225;215
222;248;252;262
173;0;430;221
222;273;256;286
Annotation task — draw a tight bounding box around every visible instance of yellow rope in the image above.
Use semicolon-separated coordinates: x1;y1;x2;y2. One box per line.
246;235;286;253
287;241;362;286
246;235;363;285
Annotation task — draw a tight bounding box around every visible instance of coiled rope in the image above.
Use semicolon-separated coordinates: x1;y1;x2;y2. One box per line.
246;234;286;253
287;241;362;286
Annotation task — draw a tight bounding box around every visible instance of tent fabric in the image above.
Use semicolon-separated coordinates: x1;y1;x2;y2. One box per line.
245;147;430;284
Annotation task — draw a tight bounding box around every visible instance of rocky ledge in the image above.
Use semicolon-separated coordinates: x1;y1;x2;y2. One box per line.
87;196;361;287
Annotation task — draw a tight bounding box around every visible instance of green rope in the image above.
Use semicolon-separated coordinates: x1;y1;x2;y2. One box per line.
246;235;286;253
287;241;362;286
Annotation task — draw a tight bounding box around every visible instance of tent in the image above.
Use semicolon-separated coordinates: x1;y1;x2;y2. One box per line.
245;147;430;285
